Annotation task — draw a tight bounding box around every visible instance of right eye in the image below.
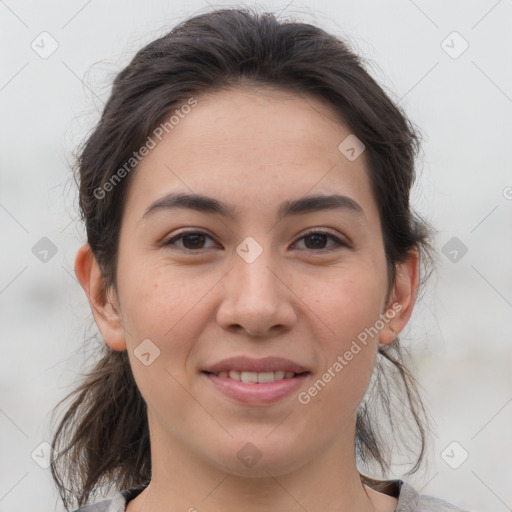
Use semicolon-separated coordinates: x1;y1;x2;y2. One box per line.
162;230;219;252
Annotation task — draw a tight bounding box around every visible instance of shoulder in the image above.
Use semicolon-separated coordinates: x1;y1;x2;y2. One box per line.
71;492;126;512
71;480;470;512
71;485;147;512
397;480;470;512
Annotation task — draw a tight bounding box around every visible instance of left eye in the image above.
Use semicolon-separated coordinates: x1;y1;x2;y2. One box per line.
292;230;347;252
162;230;347;252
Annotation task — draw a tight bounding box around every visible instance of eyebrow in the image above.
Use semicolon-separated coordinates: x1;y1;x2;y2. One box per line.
141;192;366;222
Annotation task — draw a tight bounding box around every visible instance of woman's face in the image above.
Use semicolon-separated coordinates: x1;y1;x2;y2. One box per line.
101;87;408;476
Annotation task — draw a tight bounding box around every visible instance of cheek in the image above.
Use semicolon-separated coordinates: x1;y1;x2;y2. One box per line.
117;263;214;416
308;268;386;345
118;260;213;342
299;292;379;426
300;269;384;405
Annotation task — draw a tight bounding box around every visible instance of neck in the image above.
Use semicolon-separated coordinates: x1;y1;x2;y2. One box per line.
127;418;395;512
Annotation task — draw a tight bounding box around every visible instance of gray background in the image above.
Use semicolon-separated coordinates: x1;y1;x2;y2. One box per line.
1;1;511;511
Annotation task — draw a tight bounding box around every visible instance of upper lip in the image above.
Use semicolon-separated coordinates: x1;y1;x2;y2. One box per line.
202;356;310;374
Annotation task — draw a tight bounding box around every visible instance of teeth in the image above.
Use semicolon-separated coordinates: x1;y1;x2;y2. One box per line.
256;371;275;383
215;370;298;382
241;371;258;383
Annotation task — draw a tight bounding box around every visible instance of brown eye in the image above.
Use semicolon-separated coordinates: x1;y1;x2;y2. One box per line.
162;229;348;253
293;230;348;252
163;231;217;251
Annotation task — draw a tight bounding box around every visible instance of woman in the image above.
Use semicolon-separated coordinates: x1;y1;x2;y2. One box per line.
50;7;468;512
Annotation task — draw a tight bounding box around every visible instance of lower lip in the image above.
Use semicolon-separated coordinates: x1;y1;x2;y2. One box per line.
203;372;310;405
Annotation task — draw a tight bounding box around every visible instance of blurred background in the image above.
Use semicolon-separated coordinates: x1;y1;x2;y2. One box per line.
1;1;511;510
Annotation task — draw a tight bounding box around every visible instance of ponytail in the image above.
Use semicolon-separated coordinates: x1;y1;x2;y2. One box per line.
50;348;150;510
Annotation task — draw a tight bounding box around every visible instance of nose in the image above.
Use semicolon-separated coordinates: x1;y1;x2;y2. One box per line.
216;249;297;338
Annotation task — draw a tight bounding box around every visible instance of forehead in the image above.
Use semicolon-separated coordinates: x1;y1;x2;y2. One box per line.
123;86;378;224
164;86;352;161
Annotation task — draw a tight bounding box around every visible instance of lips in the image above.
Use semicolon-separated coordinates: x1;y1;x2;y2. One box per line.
202;356;309;375
211;370;299;383
202;356;311;404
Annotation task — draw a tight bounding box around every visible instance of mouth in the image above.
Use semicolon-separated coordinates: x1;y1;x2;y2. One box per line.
202;370;309;383
201;356;311;404
201;355;310;375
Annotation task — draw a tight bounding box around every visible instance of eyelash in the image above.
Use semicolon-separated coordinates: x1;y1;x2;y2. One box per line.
162;229;349;253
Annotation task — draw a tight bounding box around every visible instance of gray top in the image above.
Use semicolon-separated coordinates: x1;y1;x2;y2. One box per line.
72;480;470;511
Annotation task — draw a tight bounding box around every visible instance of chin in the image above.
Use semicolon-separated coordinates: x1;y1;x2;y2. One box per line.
201;433;315;478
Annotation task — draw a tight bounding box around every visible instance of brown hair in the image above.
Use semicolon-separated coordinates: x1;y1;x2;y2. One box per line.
51;6;435;510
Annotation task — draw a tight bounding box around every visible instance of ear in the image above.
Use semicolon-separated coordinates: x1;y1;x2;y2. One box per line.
74;243;127;351
379;247;420;345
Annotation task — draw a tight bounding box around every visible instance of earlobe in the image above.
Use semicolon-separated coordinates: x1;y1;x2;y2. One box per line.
379;247;420;345
74;243;127;351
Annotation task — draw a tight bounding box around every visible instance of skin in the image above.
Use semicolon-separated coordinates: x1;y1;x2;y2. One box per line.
75;86;419;512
